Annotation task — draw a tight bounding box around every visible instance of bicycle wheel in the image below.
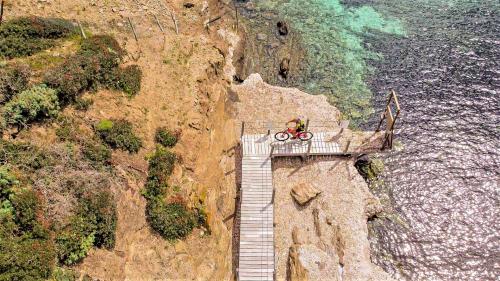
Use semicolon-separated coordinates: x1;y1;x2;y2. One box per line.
275;131;290;141
299;132;313;141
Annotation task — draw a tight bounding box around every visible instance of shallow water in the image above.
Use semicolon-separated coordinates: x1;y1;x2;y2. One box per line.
238;0;500;280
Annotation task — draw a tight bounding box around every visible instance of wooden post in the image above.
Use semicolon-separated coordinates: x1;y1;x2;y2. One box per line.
170;11;179;34
77;20;86;39
270;145;275;158
240;121;245;138
271;189;275;204
344;139;351;154
153;14;164;32
234;1;239;32
304;140;312;160
128;17;138;41
305;119;310;132
0;0;5;26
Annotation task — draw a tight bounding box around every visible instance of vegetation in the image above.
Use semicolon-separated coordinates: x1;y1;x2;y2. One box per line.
155;127;179;148
2;85;60;128
0;17;76;59
55;191;117;265
143;146;206;241
112;65;142;97
74;97;93;111
95;119;142;153
146;200;196;240
0;64;31;104
82;141;112;167
0;140;53;171
0;167;57;280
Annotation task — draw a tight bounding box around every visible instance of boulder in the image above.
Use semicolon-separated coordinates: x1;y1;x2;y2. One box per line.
279;58;290;79
291;183;321;205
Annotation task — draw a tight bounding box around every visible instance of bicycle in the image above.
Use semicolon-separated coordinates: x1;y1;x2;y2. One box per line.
274;123;313;142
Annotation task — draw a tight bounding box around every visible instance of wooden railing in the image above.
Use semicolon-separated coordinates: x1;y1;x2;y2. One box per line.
376;90;401;150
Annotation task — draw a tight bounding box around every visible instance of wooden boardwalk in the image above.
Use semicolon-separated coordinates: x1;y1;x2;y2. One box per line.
238;133;341;281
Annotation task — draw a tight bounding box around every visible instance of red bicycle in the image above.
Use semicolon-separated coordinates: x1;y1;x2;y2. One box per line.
274;123;313;142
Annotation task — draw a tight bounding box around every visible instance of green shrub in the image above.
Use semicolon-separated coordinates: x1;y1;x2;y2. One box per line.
82;141;112;166
55;216;95;266
0;17;76;59
55;190;117;265
2;85;60;128
95;119;142;153
10;189;40;233
155;127;178;148
145;200;196;241
76;191;117;249
78;35;125;87
112;65;142;97
43;56;90;105
0;166;18;196
0;229;56;280
147;146;176;183
55;116;80;142
0;64;31;104
74;97;93;111
0;140;54;171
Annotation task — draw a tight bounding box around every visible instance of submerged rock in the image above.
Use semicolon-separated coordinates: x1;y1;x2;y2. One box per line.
291;183;321;205
277;21;289;36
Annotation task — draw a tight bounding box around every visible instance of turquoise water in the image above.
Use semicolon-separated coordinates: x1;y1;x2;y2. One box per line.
248;0;405;124
239;0;500;280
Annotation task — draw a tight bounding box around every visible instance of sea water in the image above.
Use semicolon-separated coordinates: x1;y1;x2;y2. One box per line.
238;0;500;280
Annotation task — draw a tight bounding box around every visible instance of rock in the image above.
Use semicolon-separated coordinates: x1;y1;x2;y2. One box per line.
364;197;383;219
291;183;320;205
288;245;309;281
292;226;304;245
277;21;289;36
312;208;321;237
256;33;267;41
279;58;290;79
184;2;195;8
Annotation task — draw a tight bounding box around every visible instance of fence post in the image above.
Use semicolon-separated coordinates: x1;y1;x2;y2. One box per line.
304;140;312;160
271;189;275;204
270;144;275;158
0;0;5;26
344;139;351;154
240;121;245;139
305;119;310;132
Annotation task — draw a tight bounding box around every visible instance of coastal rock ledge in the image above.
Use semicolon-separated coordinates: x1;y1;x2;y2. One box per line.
231;73;394;281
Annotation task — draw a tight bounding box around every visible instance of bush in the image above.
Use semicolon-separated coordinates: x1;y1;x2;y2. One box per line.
76;191;117;249
55;116;81;142
55;190;117;265
74;97;93;111
0;166;18;196
145;200;196;241
10;189;40;233
0;188;56;281
78;35;125;87
2;85;60;128
0;229;56;280
44;56;90;105
82;141;112;166
155;127;178;148
147;146;176;183
112;65;142;97
55;216;95;266
0;64;31;104
0;140;54;171
95;119;142;153
0;17;76;59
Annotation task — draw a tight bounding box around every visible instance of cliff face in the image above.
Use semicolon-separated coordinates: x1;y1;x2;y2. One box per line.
7;1;392;280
